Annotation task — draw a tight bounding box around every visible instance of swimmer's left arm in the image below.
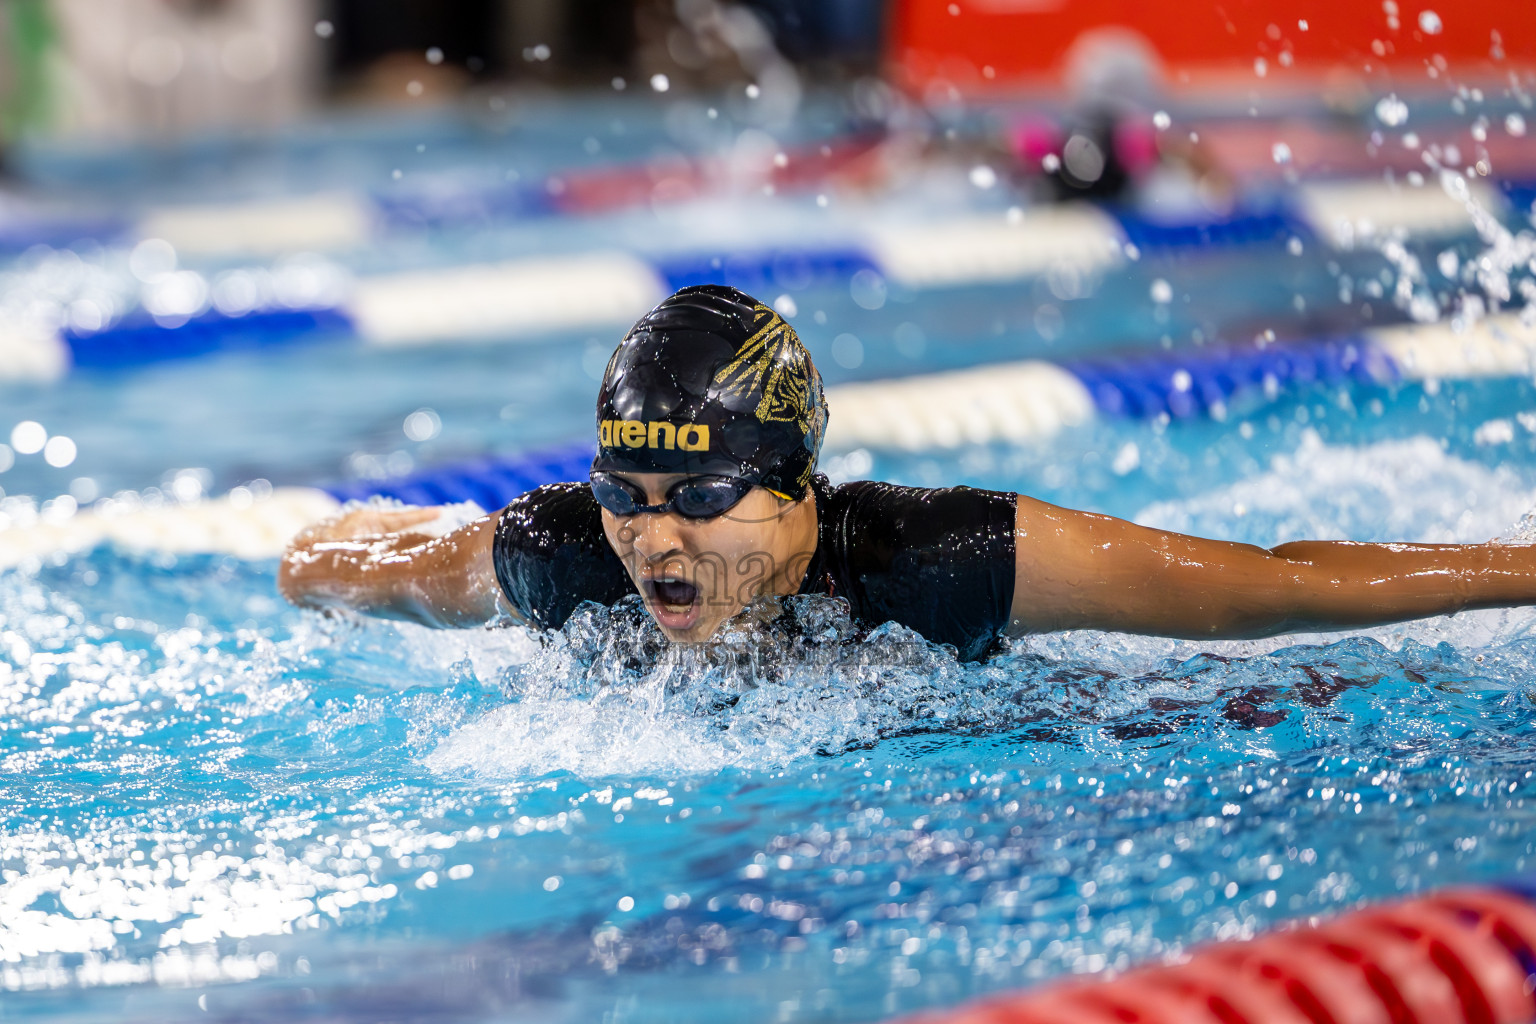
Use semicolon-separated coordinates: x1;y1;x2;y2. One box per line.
1006;496;1536;638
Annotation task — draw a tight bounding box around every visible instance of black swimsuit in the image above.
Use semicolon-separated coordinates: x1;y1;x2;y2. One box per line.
493;474;1017;661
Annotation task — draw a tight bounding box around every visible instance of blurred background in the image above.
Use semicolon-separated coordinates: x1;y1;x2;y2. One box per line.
0;0;1533;540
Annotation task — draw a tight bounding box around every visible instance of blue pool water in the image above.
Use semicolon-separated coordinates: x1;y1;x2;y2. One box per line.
5;94;1536;1022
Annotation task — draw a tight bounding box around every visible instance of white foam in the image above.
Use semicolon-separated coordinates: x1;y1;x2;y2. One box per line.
347;253;666;347
0;488;340;570
137;193;375;256
1138;429;1536;545
864;205;1124;288
1369;312;1536;379
1296;178;1506;248
824;360;1096;451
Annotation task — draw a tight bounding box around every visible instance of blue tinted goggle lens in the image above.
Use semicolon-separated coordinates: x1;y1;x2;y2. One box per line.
589;473;753;520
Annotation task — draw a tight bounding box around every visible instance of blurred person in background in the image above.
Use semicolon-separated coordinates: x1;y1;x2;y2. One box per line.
43;0;321;140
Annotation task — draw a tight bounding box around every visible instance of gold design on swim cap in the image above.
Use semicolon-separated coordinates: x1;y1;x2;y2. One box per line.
711;305;815;429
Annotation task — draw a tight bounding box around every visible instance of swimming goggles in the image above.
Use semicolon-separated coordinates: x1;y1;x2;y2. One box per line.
589;471;754;520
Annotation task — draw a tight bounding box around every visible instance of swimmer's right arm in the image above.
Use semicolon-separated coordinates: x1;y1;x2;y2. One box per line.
278;506;519;628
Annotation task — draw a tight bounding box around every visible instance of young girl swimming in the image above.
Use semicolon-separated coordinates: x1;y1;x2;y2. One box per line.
280;284;1536;659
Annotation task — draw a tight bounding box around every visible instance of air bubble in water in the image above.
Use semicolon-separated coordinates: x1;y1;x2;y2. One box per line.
969;165;997;189
1254;57;1268;78
1374;94;1409;126
1418;10;1442;34
1437;250;1460;278
1150;279;1173;304
650;73;670;92
1507;113;1527;137
1272;142;1292;164
1152;110;1170;130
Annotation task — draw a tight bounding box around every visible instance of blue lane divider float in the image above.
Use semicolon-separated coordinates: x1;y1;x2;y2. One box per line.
1108;203;1315;252
1062;334;1393;420
654;247;882;295
1501;178;1536;216
64;306;357;370
322;443;596;511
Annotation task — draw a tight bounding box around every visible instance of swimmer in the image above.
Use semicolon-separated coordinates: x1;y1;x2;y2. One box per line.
280;284;1536;660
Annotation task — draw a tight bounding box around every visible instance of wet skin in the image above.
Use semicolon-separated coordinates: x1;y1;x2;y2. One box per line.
279;483;1536;641
595;471;818;644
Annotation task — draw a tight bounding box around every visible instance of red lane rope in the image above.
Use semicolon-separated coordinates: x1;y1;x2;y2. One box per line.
893;887;1536;1024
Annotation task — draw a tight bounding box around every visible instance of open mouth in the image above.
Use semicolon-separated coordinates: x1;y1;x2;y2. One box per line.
642;576;702;632
649;578;698;608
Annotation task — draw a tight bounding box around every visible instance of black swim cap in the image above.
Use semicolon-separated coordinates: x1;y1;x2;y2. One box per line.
593;284;827;499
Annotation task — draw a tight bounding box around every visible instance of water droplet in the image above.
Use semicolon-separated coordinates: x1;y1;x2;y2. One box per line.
1437;249;1460;278
1298;18;1309;30
1507;113;1527;137
1272;141;1292;164
1041;153;1061;173
650;73;670;92
969;165;997;189
1374;94;1409;126
1254;57;1268;77
1152;110;1171;130
1288;237;1304;255
43;436;76;468
1150;279;1173;304
745;83;760;99
403;408;441;442
10;421;45;454
1418;9;1442;34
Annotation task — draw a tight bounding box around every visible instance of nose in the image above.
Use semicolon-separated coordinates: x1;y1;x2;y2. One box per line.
626;510;687;563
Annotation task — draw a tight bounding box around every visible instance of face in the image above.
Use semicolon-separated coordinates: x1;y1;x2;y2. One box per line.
598;472;818;643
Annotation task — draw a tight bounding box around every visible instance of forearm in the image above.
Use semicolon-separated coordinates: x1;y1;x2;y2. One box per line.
278;514;511;628
1091;541;1536;640
1262;540;1536;632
